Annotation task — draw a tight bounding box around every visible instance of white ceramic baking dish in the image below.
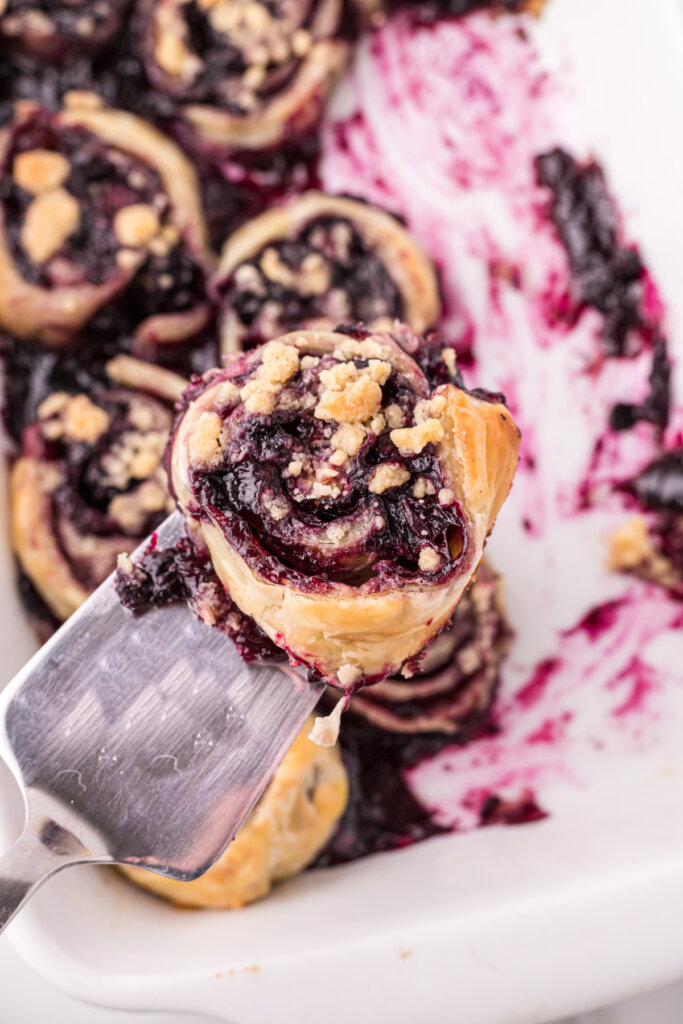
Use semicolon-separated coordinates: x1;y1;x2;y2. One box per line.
2;1;683;1021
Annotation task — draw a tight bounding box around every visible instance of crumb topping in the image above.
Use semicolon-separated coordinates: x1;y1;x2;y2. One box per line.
418;546;442;572
331;422;366;456
21;188;80;264
13;150;71;195
187;410;224;469
258;340;300;384
391;418;444;455
385;403;404;429
442;348;457;376
38;392;110;444
368;462;411;494
109;474;170;533
113;204;161;247
606;517;654;570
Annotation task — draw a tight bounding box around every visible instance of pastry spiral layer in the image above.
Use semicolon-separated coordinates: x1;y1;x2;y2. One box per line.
0;97;214;348
0;0;130;62
136;0;348;153
11;355;186;623
346;559;509;734
169;327;520;687
213;192;441;353
121;717;348;907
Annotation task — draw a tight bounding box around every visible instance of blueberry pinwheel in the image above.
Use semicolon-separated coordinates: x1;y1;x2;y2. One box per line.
0;0;130;62
167;327;520;689
135;0;348;154
212;192;441;354
0;96;215;349
10;355;186;625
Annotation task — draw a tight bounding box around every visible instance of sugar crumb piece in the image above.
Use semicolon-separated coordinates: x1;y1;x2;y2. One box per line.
113;204;160;248
60;394;110;443
211;380;241;408
309;696;346;747
438;487;455;506
21;188;80;264
368;462;410;494
259;340;300;384
13;149;70;194
263;493;289;521
316;377;382;424
442;348;457;376
240;379;279;415
301;355;320;370
391;419;444;455
606;517;653;570
418;547;442;572
310;481;340;499
331;422;366;456
188;411;224;468
385;404;404;429
412;476;427;499
319;361;358;392
369;413;386;435
334;338;384;360
287;459;303;477
329;449;348;467
337;664;361;688
116;552;135;575
366;359;392;385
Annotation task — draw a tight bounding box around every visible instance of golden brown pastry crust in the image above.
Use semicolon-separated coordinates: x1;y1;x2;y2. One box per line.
0;98;214;348
120;718;348;908
170;329;520;685
214;191;441;353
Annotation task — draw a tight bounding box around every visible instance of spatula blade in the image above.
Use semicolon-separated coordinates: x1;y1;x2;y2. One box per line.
0;512;323;879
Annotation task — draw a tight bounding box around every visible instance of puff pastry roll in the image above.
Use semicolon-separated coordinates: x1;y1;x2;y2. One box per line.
121;717;348;908
135;0;348;154
0;0;130;61
346;560;509;735
212;192;441;354
0;97;215;349
169;327;520;688
10;356;186;625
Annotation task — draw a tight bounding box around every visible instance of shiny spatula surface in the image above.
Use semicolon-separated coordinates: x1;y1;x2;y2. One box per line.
0;512;323;933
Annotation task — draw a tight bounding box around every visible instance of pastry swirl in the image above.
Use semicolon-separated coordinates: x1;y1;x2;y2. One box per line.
0;97;214;348
136;0;348;153
10;356;186;623
0;0;130;62
346;560;509;735
121;717;348;908
213;191;441;353
169;327;520;687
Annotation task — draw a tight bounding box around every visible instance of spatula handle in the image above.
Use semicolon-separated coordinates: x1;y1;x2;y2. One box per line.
0;813;92;934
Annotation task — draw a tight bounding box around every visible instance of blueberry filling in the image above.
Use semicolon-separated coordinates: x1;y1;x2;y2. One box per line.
535;147;646;356
186;353;465;589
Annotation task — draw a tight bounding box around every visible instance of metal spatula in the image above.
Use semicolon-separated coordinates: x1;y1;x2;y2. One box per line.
0;512;323;934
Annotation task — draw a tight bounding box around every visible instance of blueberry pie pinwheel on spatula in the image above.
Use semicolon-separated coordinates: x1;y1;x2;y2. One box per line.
167;326;520;692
